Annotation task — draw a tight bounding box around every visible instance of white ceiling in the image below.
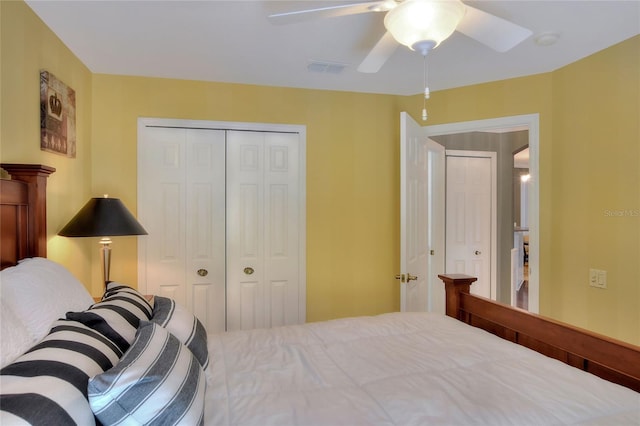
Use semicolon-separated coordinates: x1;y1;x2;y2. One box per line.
26;1;640;96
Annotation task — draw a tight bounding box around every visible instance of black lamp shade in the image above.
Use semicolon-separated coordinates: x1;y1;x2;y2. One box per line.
58;197;147;237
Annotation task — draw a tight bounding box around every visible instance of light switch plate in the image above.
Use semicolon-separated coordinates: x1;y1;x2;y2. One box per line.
589;268;607;289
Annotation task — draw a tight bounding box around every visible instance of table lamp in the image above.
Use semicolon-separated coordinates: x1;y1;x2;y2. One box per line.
59;195;147;286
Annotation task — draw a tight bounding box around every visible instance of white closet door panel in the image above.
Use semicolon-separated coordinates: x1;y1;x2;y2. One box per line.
159;286;180;301
185;129;226;333
227;131;265;330
139;126;226;333
239;184;260;257
139;127;187;304
268;185;287;256
190;183;213;257
227;131;300;330
240;282;259;329
236;182;264;330
192;283;224;333
158;184;182;259
270;280;287;328
264;133;299;327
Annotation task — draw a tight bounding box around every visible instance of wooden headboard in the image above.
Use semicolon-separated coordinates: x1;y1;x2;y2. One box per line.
0;164;55;270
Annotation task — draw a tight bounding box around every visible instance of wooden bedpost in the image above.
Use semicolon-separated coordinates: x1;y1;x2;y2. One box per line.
438;274;477;320
1;163;55;258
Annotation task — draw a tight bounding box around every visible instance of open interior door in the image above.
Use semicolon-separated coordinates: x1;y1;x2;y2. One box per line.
399;112;445;312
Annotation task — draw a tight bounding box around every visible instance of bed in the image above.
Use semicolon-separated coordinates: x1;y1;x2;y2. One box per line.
1;163;639;425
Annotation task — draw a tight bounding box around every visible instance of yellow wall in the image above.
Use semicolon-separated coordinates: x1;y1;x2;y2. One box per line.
2;1;638;343
91;76;402;321
548;37;639;343
0;1;95;290
400;36;639;343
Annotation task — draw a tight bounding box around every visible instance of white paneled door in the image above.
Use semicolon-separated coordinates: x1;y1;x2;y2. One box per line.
138;120;305;334
399;112;445;313
138;127;226;333
226;131;301;331
445;152;495;299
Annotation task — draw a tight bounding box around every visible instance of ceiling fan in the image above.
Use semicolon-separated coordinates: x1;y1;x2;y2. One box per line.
269;0;532;73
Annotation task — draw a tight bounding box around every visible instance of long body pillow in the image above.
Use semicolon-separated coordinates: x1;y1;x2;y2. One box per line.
0;319;123;425
67;282;153;352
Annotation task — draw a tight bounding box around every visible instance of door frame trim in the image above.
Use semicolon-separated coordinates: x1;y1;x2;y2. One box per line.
424;114;539;313
445;149;498;300
137;117;307;323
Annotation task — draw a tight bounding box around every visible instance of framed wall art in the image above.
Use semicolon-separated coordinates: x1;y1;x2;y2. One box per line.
40;70;76;158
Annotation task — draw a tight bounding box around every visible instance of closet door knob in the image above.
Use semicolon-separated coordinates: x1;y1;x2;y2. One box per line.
197;269;208;277
244;267;255;275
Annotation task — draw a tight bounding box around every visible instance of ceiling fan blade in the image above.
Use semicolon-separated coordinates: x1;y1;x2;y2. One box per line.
357;31;398;73
269;1;389;24
456;4;532;52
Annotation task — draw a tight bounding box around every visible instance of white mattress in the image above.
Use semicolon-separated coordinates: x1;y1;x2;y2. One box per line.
204;312;640;425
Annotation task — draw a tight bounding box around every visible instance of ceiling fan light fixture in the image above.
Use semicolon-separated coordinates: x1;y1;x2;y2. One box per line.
369;0;397;13
384;0;465;54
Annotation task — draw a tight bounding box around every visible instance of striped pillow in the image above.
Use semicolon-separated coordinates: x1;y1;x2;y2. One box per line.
66;282;153;352
88;321;205;425
103;281;153;307
0;319;123;425
152;296;209;368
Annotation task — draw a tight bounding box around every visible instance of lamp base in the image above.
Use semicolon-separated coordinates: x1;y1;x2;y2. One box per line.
99;238;112;289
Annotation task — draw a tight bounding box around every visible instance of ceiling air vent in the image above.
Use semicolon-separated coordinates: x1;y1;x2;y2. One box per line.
307;60;348;74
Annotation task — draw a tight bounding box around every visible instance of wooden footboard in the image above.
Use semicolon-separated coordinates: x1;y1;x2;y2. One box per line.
438;274;640;393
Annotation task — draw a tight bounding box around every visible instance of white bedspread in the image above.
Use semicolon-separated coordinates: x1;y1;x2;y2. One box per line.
204;312;640;425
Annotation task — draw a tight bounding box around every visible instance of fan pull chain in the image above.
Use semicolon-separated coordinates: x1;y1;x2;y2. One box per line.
422;53;430;121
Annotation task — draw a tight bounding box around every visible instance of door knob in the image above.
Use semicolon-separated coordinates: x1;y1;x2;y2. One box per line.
244;267;255;275
395;273;418;283
474;250;482;255
197;269;208;277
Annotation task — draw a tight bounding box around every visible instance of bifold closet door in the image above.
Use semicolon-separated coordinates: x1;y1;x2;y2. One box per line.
138;127;226;333
226;131;301;331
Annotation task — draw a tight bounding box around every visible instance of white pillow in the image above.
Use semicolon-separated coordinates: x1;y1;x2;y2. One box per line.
0;299;35;368
0;257;94;342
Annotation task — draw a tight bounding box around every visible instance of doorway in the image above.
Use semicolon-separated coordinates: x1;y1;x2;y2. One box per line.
425;114;539;313
512;146;530;309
